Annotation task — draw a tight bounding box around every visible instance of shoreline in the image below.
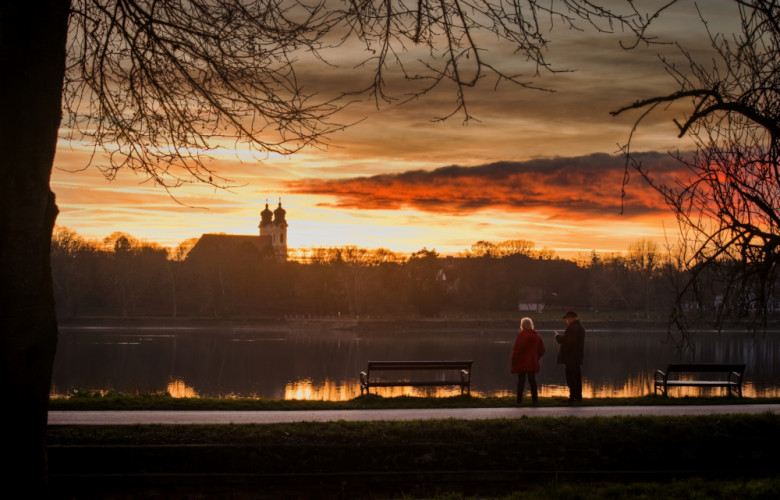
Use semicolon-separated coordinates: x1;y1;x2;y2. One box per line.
56;315;780;334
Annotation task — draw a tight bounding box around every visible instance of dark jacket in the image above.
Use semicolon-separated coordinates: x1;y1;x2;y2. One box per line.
511;329;546;373
555;319;585;365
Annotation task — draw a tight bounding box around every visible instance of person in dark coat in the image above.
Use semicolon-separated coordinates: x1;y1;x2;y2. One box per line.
510;317;546;404
555;311;585;402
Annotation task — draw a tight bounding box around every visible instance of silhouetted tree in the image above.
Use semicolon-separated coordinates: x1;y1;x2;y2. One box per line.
612;0;780;347
99;233;169;316
626;238;660;319
406;248;447;316
166;238;198;318
51;227;92;318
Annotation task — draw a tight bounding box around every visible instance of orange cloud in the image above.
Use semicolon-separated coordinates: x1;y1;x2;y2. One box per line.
286;152;682;220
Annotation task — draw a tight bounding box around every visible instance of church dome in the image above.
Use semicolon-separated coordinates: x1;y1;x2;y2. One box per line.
259;202;273;227
273;200;286;223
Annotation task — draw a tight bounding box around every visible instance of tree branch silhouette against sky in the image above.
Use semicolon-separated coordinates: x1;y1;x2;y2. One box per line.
52;0;742;257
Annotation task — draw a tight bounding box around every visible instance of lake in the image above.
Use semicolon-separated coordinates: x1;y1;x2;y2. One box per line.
51;322;780;400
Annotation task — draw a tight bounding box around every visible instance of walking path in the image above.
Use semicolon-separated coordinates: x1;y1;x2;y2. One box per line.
48;404;780;425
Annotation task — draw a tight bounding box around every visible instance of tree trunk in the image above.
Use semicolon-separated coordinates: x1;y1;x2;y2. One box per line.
0;1;70;491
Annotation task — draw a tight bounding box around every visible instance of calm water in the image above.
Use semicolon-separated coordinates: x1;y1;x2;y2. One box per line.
51;324;780;400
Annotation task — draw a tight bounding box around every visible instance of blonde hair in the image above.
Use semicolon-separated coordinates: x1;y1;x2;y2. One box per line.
520;317;534;330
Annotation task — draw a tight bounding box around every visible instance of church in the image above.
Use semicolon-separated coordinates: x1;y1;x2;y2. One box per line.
187;200;288;261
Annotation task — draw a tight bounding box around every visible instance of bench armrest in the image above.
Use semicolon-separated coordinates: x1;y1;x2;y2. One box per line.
654;369;668;395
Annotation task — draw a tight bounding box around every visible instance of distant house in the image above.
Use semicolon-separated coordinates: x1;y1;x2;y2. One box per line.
187;200;288;262
517;286;544;312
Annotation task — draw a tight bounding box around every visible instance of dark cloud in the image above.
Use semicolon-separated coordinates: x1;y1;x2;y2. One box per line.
286;152;683;219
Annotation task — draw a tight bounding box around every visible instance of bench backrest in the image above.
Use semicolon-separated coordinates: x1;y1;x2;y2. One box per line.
666;363;745;373
367;360;472;371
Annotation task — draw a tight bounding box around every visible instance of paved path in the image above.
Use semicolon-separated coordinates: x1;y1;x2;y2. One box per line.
48;404;780;425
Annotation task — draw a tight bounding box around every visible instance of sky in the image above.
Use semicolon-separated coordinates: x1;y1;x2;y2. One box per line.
50;1;739;259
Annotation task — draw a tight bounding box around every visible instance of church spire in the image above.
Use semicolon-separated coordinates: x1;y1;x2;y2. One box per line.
259;199;273;229
273;197;286;224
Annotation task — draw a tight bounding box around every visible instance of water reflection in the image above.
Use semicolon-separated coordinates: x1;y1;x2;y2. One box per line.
51;325;780;400
167;378;198;398
284;378;361;400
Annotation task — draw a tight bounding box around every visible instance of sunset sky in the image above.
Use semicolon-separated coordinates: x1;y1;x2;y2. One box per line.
50;1;739;258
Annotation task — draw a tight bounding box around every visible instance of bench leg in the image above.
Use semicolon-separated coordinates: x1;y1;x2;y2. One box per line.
654;382;668;396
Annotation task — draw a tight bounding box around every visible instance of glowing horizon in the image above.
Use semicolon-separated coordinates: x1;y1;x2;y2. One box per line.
51;141;682;259
49;1;737;259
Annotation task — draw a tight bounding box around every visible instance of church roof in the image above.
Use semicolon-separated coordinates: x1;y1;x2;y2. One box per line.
187;234;273;261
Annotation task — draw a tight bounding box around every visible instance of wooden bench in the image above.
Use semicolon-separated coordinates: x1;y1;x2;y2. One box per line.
360;360;472;395
654;363;746;398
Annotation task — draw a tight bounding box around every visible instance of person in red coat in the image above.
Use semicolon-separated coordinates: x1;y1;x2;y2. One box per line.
510;317;546;404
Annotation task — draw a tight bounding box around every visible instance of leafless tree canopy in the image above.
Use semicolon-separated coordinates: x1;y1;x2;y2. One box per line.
64;0;670;191
613;0;780;343
64;0;346;189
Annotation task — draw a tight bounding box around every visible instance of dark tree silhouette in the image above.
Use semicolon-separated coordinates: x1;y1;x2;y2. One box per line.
1;2;70;492
612;0;780;352
1;0;670;489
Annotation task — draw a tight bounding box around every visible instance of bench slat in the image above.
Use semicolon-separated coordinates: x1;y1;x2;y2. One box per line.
654;363;745;398
367;361;472;370
360;360;472;395
366;381;469;387
665;363;745;372
664;381;740;386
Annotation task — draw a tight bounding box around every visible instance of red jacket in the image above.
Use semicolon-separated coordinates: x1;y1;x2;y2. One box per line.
511;329;546;373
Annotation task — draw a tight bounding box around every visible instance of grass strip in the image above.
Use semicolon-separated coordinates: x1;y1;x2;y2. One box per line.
47;413;780;498
47;413;780;469
445;477;780;500
48;392;780;411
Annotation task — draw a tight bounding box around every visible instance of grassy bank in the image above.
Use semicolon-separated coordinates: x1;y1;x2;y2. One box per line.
47;412;780;499
46;394;780;499
49;391;780;411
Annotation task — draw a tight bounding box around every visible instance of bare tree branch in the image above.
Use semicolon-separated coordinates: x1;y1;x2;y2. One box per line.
613;0;780;340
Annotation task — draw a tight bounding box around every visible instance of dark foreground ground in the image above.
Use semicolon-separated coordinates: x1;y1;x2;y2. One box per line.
46;410;780;499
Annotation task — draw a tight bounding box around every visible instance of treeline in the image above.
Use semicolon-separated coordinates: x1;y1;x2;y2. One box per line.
51;227;673;319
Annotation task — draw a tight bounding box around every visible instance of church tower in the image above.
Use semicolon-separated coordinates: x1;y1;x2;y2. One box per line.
258;199;288;259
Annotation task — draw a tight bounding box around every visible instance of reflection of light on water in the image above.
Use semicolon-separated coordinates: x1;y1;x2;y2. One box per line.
651;382;780;398
51;378;780;401
285;379;363;400
365;387;470;398
584;376;650;399
538;385;570;398
284;379;484;400
581;378;780;398
167;378;198;398
49;388;113;398
740;383;780;398
284;380;515;400
283;376;780;401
